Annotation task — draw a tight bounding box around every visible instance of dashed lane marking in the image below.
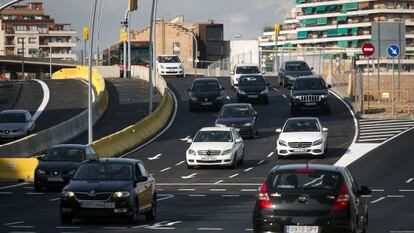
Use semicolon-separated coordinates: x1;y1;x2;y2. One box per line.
241;189;258;192
221;194;240;197
0;192;12;195
4;221;24;226
49;198;60;202
188;194;206;197
9;226;35;228
209;189;226;192
176;161;185;166
257;160;265;165
148;154;162;161
406;178;414;183
228;173;239;178
55;226;81;229
371;197;386;204
198;228;223;231
214;180;223;184
399;189;414;192
157;195;175;202
180;136;191;141
0;183;28;190
102;227;127;230
387;195;405;198
157;183;261;186
282;94;287;99
178;189;196;191
160;167;171;172
267;152;274;158
26;192;44;195
181;173;197;179
244;167;254;172
372;189;385;192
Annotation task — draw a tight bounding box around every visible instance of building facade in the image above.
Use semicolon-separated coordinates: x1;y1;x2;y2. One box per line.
0;2;77;60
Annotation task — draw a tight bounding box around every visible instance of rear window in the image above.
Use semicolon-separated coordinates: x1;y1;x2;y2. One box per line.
285;62;310;71
236;66;260;74
43;148;85;162
158;56;180;63
294;78;325;91
0;113;27;123
239;76;265;86
192;81;220;92
268;170;341;192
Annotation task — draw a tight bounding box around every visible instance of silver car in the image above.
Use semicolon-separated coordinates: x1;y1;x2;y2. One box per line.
0;110;35;139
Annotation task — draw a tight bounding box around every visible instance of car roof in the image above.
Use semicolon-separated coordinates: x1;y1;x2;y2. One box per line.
222;103;252;108
82;158;142;165
286;117;319;121
296;75;323;80
283;60;308;64
271;164;344;173
199;127;232;132
239;74;264;78
193;77;219;82
0;109;30;114
50;144;89;149
235;63;259;67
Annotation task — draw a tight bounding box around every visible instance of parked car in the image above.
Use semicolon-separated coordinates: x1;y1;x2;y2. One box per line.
278;61;313;87
235;75;269;104
215;103;259;138
0;109;35;140
186;127;244;169
252;164;371;233
34;144;99;191
276;117;328;158
60;158;156;224
290;76;331;115
157;55;184;77
188;78;226;111
231;64;263;88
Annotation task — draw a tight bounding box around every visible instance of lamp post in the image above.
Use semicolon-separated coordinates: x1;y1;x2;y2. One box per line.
49;43;52;78
148;0;158;113
21;38;25;80
187;31;198;77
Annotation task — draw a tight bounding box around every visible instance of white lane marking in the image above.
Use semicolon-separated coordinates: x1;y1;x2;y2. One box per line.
390;231;414;233
359;119;414;123
176;161;185;166
359;127;410;133
399;189;414;192
180;136;191;141
272;88;278;91
406;178;414;183
371;197;386;203
209;189;226;192
24;187;34;189
357;138;389;142
241;189;258;192
178;189;196;191
360;122;414;128
267;152;274;158
181;173;197;179
387;195;405;198
0;182;28;190
157;195;175;202
26;192;44;195
245;229;253;231
329;90;358;144
228;173;239;179
4;221;24;226
257;160;265;165
244;167;254;172
132;224;150;229
9;225;35;228
189;194;206;197
282;94;287;99
361;195;372;198
214;180;224;184
102;227;127;230
198;228;223;231
372;189;385;192
158;194;174;197
359;134;395;139
359;131;402;136
148;154;162;161
158;183;260;186
156;188;164;191
49;197;60;202
0;192;12;194
160;167;171;172
222;194;240;197
32;79;50;121
79;79;96;102
225;95;231;100
120;88;178;157
56;226;81;229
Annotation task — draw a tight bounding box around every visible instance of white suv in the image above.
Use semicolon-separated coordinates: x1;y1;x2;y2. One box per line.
230;64;263;88
157;55;184;77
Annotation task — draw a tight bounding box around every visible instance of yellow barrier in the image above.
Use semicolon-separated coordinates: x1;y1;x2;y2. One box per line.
0;158;38;180
52;66;106;95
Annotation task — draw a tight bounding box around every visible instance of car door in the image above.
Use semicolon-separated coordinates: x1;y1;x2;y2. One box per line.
232;129;243;160
345;169;367;230
134;163;147;212
138;162;153;210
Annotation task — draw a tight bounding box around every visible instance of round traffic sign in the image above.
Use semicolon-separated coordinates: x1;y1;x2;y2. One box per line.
362;43;375;57
387;44;400;58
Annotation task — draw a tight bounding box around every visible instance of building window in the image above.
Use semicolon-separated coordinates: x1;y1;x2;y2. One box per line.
29;37;37;44
173;42;180;55
17;49;24;55
29;48;38;55
17;37;25;43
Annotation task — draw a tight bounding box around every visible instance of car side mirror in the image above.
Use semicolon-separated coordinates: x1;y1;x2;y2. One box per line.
275;128;282;133
235;138;243;143
136;176;148;183
186;138;193;144
359;185;372;196
327;84;332;89
322;128;328;132
221;87;225;91
230;71;234;75
254;111;258;117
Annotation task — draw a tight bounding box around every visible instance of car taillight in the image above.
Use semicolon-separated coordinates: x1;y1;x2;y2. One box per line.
332;183;350;211
258;182;272;209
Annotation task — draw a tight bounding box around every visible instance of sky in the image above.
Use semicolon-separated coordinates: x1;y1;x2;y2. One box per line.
2;0;295;51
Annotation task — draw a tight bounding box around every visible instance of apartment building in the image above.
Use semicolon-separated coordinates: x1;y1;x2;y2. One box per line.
0;2;77;60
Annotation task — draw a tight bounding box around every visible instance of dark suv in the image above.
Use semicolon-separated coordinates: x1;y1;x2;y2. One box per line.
252;164;371;233
290;76;331;115
279;61;313;87
188;78;225;111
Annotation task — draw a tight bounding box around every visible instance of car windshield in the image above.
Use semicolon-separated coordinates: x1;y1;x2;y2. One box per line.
283;119;320;132
192;81;220;92
73;163;133;181
219;106;252;118
285;62;310;71
294;79;325;91
236;66;260;74
158;56;180;63
239;76;265;86
269;170;341;192
0;113;27;123
43;148;85;162
193;131;233;142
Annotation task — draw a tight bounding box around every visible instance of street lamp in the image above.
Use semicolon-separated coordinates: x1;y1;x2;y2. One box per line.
187;31;199;77
148;0;158;113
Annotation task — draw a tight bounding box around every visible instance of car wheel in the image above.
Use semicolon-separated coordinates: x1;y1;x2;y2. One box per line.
127;201;138;224
34;182;42;192
60;214;72;224
239;150;245;164
278;76;282;86
253;129;259;139
363;214;368;233
145;194;157;221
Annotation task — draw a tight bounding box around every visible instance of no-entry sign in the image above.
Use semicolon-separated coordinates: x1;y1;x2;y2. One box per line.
362;43;375;57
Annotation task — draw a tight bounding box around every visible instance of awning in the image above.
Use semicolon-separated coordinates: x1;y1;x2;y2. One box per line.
327;29;338;37
337;28;349;36
317;18;328;25
338;41;349;48
304;7;314;15
316;5;327;12
337;16;348;22
297;31;309;39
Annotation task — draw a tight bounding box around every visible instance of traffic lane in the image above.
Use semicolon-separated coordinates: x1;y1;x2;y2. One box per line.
34;79;87;132
0;80;42;114
128;76;288;184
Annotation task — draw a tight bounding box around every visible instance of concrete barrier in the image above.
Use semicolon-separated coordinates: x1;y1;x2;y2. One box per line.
0;158;38;181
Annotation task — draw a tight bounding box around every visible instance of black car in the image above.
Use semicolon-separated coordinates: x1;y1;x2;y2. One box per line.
290;76;331;115
60;158;156;224
279;61;313;87
34;144;99;191
188;78;226;111
215;103;259;138
252;164;371;233
235;75;269;104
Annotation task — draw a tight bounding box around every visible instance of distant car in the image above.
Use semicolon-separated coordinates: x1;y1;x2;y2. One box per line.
216;103;259;138
60;158;156;224
186;127;244;169
34;144;99;191
157;55;184;77
235;75;269;104
252;164;371;233
0;109;35;139
278;61;313;87
188;78;226;112
231;64;264;88
290;76;331;115
276;117;328;158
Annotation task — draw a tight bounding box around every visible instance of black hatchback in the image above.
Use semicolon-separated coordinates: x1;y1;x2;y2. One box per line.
215;103;259;138
188;78;226;111
235;75;269;104
252;164;371;233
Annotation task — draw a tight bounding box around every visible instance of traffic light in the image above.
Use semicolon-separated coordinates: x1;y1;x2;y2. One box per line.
83;27;89;41
129;0;138;12
274;24;280;37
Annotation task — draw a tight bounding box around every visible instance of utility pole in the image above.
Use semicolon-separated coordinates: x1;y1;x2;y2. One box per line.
148;0;157;114
128;11;132;78
49;43;52;78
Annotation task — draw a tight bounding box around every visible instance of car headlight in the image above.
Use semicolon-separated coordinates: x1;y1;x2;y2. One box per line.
313;139;323;146
216;123;226;127
278;140;287;146
236;78;239;82
260;88;269;94
188;149;196;155
243;122;253;126
238;89;246;95
36;169;46;175
292;95;301;100
222;149;232;155
190;96;198;101
321;94;329;99
114;191;130;198
179;65;184;69
62;191;75;198
216;95;224;100
287;75;295;80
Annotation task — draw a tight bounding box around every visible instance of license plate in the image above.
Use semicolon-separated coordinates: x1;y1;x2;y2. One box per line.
305;102;317;106
47;177;64;182
248;95;258;98
201;156;218;161
201;102;212;106
293;148;308;152
80;201;115;209
286;225;319;233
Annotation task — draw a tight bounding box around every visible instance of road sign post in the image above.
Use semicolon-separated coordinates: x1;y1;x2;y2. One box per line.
387;44;400;118
361;42;375;114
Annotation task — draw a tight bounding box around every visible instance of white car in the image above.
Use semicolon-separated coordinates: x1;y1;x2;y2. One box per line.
230;64;264;88
186;127;244;169
157;55;184;77
276;117;328;158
